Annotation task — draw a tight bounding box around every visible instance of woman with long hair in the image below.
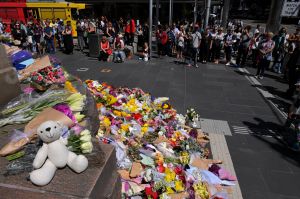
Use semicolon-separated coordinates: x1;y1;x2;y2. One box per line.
62;21;74;54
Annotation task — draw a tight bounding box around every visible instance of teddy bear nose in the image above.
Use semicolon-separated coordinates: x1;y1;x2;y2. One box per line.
46;127;51;132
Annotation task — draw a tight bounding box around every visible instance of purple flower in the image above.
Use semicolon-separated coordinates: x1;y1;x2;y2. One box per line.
189;129;198;139
53;103;76;123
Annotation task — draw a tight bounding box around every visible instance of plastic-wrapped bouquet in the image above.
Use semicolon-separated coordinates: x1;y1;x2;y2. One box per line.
185;108;200;128
29;66;65;90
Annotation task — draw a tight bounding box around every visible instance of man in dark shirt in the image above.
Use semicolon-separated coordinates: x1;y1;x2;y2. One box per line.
236;25;252;67
44;20;55;53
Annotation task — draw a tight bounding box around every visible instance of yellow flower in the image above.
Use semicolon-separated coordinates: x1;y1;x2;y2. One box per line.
193;182;209;199
164;168;176;183
165;186;175;194
174;131;181;138
103;117;111;127
107;95;117;105
113;110;122;117
121;124;130;132
64;81;77;93
121;112;130;117
155;153;164;164
179;151;190;165
141;126;148;134
174;180;184;192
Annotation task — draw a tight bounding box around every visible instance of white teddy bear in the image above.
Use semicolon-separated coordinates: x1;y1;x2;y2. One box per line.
30;121;88;186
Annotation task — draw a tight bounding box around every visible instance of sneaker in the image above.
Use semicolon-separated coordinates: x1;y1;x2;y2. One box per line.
254;75;259;79
225;62;231;66
259;76;264;79
195;64;199;68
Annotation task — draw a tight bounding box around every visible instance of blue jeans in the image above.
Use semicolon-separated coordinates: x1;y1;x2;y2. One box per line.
113;50;125;62
46;39;55;53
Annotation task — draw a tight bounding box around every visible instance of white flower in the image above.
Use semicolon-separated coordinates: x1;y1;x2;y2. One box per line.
81;141;93;151
80;134;92;142
80;129;91;136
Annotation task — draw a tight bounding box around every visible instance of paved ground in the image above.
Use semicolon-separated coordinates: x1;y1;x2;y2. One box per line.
56;49;300;199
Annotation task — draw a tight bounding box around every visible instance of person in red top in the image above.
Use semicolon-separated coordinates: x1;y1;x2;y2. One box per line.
156;25;168;57
99;36;112;61
125;15;135;45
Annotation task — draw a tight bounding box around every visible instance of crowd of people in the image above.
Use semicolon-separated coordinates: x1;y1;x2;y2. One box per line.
1;16;300;96
154;20;300;97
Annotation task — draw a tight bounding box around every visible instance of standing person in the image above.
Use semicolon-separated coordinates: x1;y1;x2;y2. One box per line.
214;27;224;64
160;26;168;56
76;20;85;52
255;32;275;79
171;23;179;54
56;19;64;49
99;36;112;61
224;28;235;66
176;32;185;62
272;27;287;73
129;17;136;45
208;27;217;62
26;22;34;52
62;21;73;54
33;20;43;55
249;30;261;68
236;25;252;67
188;25;201;67
286;41;300;97
12;22;27;48
199;30;210;64
156;25;164;58
83;19;89;47
44;20;55;53
106;21;116;44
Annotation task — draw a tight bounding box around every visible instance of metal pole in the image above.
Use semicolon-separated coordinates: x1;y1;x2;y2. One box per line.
156;0;159;26
169;0;173;26
193;0;197;25
205;0;211;28
149;0;153;59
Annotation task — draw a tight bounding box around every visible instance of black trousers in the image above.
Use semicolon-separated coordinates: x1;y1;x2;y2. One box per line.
256;58;270;76
236;46;248;66
224;46;232;62
98;51;109;61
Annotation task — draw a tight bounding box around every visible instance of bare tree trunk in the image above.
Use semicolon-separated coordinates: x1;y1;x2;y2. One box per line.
221;0;230;28
266;0;285;33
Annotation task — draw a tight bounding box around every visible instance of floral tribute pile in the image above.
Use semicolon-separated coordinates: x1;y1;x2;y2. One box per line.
86;80;236;199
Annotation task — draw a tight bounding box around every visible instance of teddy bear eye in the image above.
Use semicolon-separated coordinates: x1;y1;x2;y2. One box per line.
40;131;43;134
54;126;56;129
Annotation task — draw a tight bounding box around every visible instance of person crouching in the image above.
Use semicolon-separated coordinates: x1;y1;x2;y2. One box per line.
99;36;112;61
113;34;126;63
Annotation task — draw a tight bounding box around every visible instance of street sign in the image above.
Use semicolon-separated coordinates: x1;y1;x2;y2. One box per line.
281;0;300;17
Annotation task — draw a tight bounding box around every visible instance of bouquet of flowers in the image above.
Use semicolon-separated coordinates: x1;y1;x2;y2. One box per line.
29;66;65;90
67;129;93;154
185;108;200;122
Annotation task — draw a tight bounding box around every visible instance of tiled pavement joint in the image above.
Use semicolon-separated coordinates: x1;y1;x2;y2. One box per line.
209;132;243;199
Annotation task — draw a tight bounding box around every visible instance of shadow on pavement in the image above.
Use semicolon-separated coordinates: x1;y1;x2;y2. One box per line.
243;117;300;167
